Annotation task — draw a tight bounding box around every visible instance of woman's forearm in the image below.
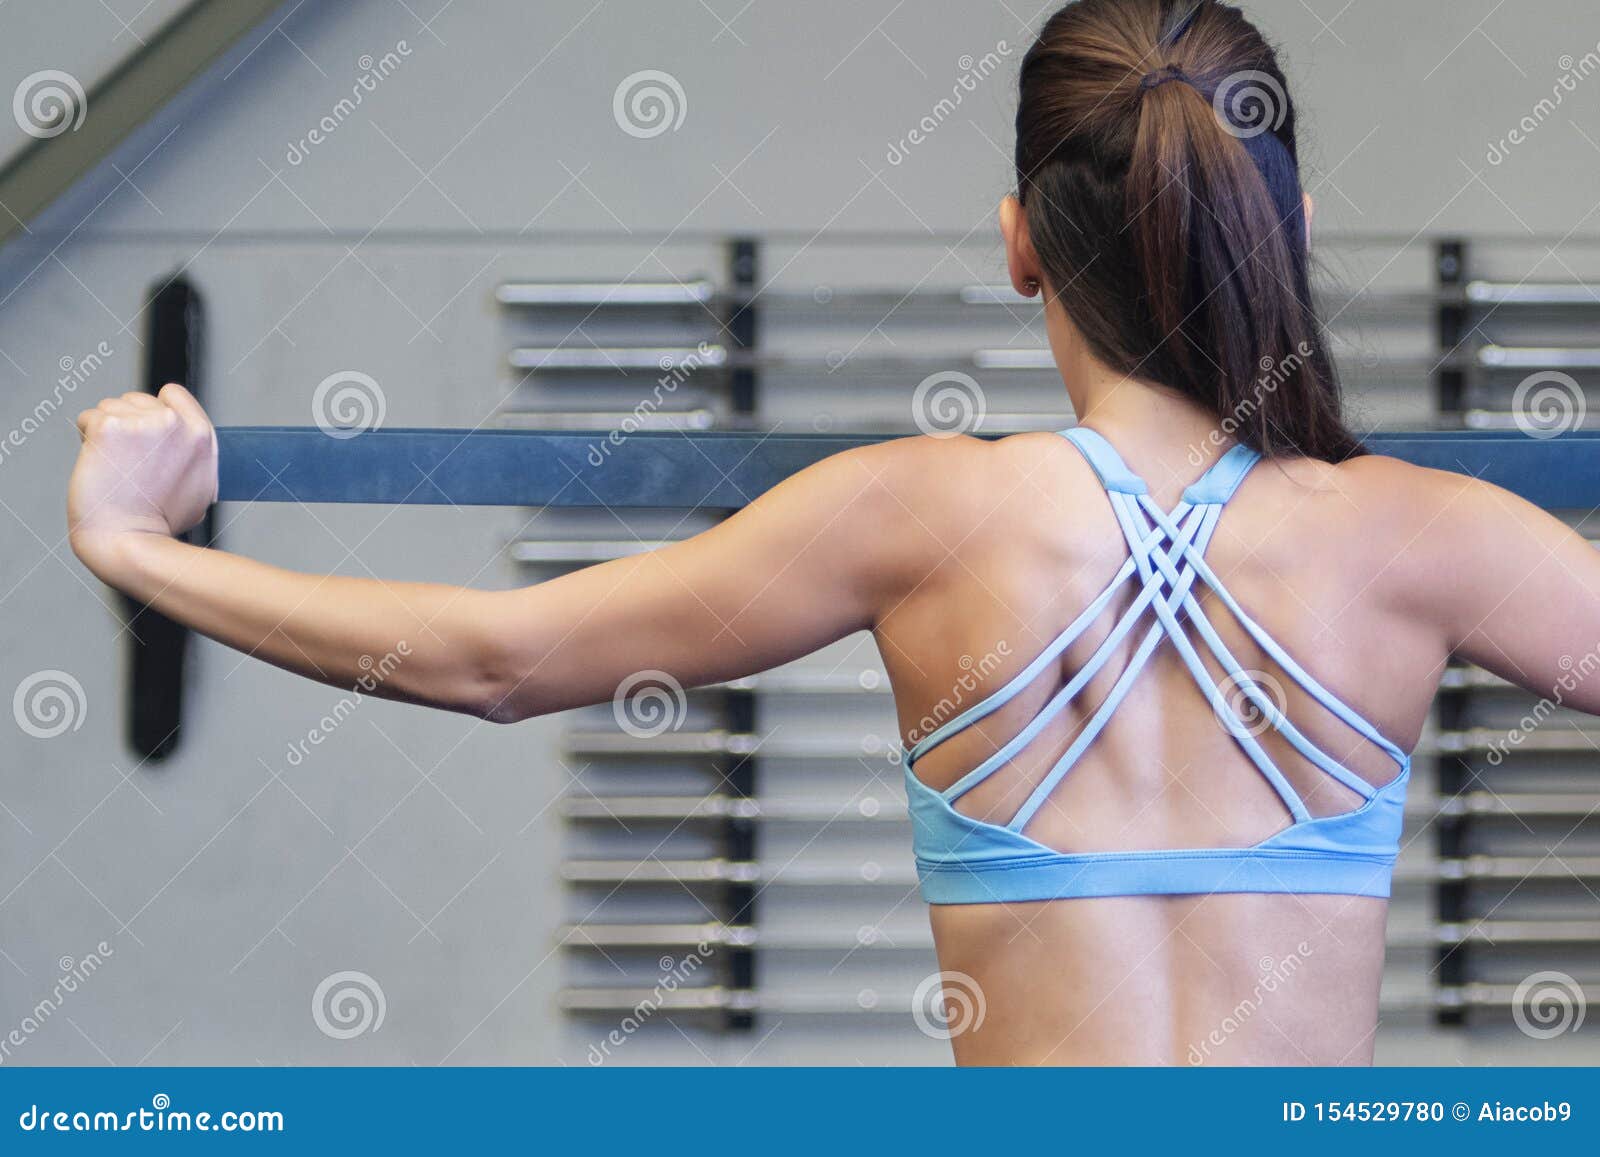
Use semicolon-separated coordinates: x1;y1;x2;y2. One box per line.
77;530;516;719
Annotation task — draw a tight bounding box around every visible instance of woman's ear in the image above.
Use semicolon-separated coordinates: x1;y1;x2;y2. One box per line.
1303;193;1315;249
1000;195;1043;298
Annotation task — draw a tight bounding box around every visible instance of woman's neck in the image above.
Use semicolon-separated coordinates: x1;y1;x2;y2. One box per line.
1065;360;1237;488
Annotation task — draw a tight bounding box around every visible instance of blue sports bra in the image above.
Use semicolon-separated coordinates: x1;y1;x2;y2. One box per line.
905;427;1412;904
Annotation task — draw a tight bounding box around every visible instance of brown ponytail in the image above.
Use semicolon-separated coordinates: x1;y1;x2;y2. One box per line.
1016;0;1362;461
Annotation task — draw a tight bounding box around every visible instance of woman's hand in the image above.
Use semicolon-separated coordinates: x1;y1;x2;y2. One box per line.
68;383;217;578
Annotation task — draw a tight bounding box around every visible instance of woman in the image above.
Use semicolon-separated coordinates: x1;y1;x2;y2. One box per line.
67;0;1600;1065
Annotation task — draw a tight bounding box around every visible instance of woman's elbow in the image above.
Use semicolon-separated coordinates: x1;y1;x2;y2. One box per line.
463;635;546;724
386;634;541;724
475;684;534;725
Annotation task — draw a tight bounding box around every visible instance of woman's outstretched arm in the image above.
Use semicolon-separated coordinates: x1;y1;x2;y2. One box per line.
68;385;928;723
1420;465;1600;713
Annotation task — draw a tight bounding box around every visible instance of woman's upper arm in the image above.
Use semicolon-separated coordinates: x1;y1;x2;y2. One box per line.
1433;471;1600;712
486;438;939;719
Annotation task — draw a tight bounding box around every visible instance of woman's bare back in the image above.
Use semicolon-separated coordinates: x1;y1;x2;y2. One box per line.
871;428;1590;1065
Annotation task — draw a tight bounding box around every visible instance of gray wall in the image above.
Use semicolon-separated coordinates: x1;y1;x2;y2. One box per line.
2;0;1598;1066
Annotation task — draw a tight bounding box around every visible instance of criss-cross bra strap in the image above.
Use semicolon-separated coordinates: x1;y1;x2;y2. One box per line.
905;549;1145;765
1005;496;1237;830
1066;427;1406;769
1130;496;1388;798
935;502;1214;802
1159;546;1410;768
904;426;1406;838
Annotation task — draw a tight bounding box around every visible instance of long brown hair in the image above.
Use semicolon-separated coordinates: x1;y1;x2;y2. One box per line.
1016;0;1362;461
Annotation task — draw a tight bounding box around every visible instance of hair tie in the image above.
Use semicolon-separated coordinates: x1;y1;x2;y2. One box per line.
1139;65;1189;92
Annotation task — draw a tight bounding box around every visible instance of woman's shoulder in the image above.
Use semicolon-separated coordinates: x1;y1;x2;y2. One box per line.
835;429;1075;492
823;430;1090;545
1249;450;1524;588
1259;449;1484;510
1322;453;1508;530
